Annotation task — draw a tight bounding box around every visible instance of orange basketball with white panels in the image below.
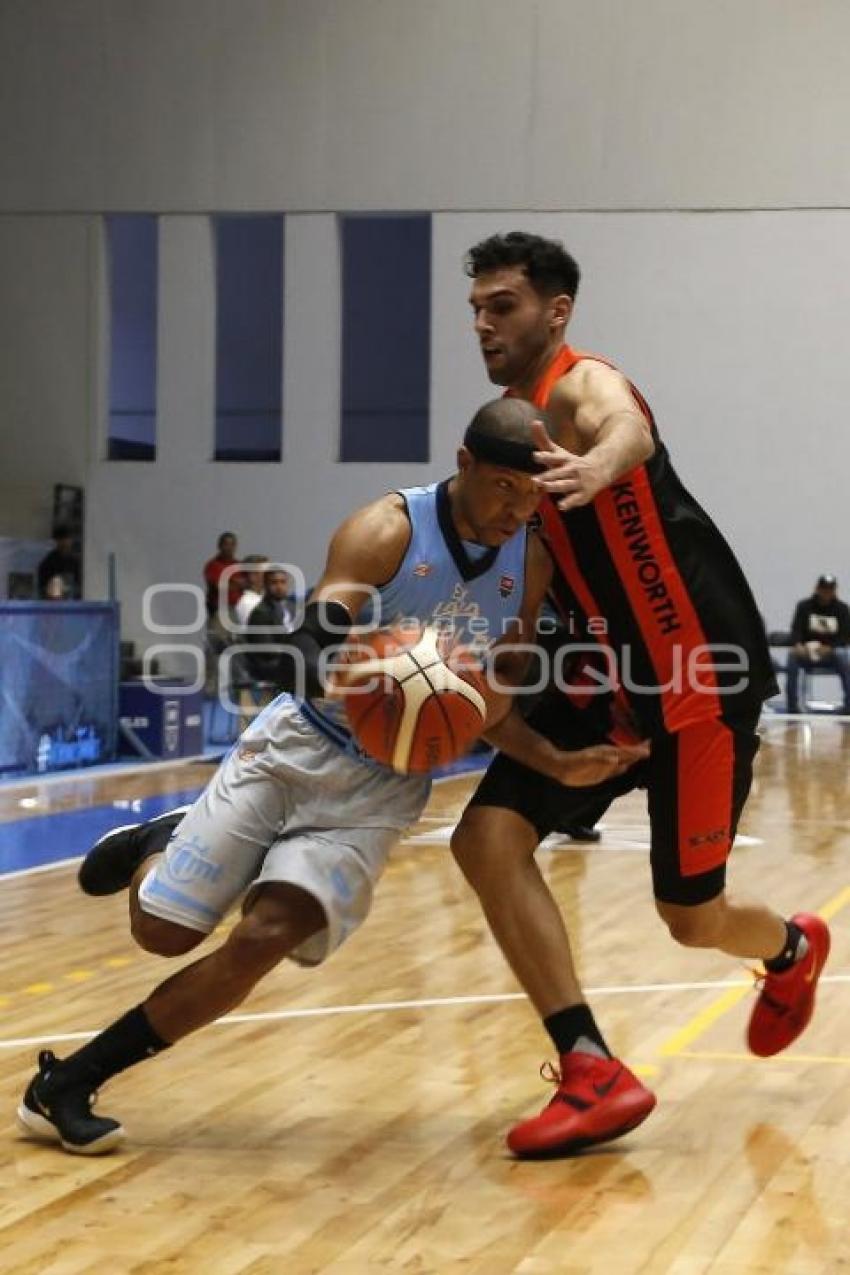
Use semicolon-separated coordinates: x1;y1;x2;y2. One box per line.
341;623;488;773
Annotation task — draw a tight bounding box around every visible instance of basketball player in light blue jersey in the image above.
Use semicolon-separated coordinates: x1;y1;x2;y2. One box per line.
295;464;530;759
18;397;643;1155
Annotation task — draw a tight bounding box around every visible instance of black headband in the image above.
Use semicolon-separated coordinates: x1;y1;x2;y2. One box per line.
463;425;546;474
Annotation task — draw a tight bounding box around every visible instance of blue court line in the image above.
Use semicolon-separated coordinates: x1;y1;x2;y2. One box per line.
0;787;205;878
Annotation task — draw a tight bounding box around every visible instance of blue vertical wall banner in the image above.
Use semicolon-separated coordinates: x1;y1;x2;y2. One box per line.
0;603;119;775
214;214;284;461
340;214;431;462
106;214;159;461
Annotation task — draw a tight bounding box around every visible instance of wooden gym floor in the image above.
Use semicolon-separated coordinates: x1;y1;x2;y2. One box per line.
0;717;848;1274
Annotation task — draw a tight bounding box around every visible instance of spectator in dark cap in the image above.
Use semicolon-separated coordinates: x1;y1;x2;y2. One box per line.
786;575;850;713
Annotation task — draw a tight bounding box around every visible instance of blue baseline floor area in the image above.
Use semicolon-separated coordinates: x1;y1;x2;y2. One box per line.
0;744;225;790
0;749;492;880
0;787;205;878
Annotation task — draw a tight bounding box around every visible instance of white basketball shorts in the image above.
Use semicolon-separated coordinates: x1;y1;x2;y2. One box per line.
138;695;430;965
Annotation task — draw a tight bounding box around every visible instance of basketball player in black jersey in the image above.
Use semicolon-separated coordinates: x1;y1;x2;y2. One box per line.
453;231;830;1159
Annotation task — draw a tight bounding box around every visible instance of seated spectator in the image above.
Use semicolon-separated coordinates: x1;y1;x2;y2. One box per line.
234;555;269;627
786;574;850;713
245;568;298;683
37;526;81;600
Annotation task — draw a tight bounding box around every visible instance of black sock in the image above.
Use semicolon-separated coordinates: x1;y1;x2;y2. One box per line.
543;1003;612;1059
764;920;808;973
53;1006;169;1088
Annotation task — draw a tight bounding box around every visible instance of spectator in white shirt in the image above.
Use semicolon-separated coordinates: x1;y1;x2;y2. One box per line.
234;555;269;627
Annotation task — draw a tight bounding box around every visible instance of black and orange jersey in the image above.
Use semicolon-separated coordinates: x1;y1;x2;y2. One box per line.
520;346;778;736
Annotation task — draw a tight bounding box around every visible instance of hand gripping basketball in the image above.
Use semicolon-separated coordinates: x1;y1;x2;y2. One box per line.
339;624;488;774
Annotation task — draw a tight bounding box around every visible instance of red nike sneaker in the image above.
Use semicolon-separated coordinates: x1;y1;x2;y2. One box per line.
506;1053;657;1159
747;913;831;1057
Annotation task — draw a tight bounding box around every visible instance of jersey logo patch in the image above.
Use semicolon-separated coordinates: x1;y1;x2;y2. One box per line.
499;574;516;598
413;562;433;577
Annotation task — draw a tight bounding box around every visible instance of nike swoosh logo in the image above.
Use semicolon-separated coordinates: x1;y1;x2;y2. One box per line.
593;1066;623;1098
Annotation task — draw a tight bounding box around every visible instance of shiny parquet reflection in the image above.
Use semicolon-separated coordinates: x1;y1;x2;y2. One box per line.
0;719;848;1274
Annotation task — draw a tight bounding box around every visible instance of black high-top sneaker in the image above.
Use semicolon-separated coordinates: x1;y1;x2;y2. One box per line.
78;807;189;895
17;1051;125;1155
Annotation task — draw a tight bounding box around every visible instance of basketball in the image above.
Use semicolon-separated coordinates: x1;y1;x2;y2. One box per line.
339;623;488;773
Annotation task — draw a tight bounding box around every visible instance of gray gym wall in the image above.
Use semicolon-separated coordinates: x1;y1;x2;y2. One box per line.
0;0;848;656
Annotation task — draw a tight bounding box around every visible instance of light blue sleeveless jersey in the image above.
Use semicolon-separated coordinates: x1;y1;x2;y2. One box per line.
300;480;527;759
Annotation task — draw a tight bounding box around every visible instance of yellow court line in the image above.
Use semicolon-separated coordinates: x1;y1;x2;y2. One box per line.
656;884;850;1059
658;985;751;1057
677;1049;850;1066
817;884;850;923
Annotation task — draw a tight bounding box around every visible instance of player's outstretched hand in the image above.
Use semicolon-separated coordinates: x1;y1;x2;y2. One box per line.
530;420;608;511
553;741;649;788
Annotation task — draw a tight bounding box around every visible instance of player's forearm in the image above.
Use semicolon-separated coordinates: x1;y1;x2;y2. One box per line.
482;706;564;781
590;411;654;485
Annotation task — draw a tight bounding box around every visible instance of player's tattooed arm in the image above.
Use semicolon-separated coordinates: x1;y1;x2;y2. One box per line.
531;362;654;510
